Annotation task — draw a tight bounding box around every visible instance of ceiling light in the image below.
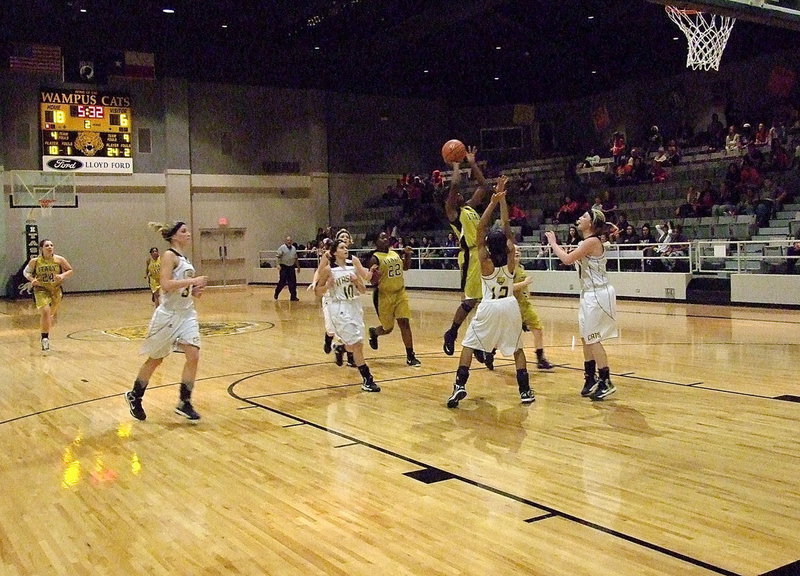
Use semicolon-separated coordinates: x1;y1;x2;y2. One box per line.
163;8;175;14
221;24;228;28
588;15;595;20
80;8;87;12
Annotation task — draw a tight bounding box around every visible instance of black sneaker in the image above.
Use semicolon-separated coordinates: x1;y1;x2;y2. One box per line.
175;400;201;420
361;377;381;392
484;351;495;371
581;376;598;397
590;379;616;400
334;345;345;366
323;334;333;354
443;329;457;356
368;327;379;350
346;352;356;368
124;391;146;421
519;389;535;404
446;383;467;408
537;357;554;371
406;356;421;367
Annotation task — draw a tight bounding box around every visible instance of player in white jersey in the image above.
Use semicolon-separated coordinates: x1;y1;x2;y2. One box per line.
545;208;618;400
315;239;379;392
310;229;369;367
447;177;535;408
125;221;209;421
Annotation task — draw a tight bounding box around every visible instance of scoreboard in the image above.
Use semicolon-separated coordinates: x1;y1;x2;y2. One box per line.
40;89;133;174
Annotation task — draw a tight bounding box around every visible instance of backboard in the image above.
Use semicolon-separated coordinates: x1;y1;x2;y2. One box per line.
7;170;78;208
647;0;800;31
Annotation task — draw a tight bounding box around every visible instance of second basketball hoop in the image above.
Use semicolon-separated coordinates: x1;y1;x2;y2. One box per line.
665;5;736;72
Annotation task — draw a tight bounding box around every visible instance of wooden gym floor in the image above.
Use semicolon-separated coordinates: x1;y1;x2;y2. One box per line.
0;286;798;576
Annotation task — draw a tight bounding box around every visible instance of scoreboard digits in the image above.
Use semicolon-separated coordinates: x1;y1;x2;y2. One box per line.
40;89;133;174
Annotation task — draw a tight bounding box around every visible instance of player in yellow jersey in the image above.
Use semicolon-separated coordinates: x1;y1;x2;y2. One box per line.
512;245;554;371
366;231;421;367
145;247;161;306
23;239;74;351
442;145;491;356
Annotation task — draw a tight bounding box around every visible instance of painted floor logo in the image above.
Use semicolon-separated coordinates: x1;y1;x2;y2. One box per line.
104;321;265;340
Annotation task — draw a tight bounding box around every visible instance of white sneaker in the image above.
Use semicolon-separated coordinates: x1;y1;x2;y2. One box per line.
41;337;50;351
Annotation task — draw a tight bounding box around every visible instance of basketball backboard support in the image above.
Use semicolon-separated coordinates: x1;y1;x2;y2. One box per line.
647;0;800;31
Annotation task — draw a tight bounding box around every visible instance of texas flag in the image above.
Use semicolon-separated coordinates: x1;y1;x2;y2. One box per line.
109;51;155;79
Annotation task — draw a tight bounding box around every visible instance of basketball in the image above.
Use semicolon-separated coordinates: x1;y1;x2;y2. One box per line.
441;139;466;164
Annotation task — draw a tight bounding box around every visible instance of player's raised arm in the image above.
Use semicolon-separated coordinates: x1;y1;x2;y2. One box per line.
465;146;490;208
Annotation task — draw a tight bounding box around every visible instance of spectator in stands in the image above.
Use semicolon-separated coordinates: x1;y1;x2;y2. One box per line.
520;176;536;197
631;150;650;182
754;122;769;147
618;223;641;270
555;195;579;224
654;221;674;264
678;120;695;148
442;232;459;269
611;131;626;166
565;225;580;248
640;223;657;271
582;148;601;168
767;140;792;172
744;142;765;171
724;162;742;191
650;160;668;183
646;126;662;156
712;182;739;217
708;113;725;150
533;234;553;270
769;120;787;147
616;211;630;235
661;224;689;271
762;178;794;218
601;190;618;223
725;125;741;152
695;180;716;217
419;236;438;269
509;202;527;227
611;155;635;186
740;123;753;147
786;229;800;274
556;225;581;270
739;156;763;196
676;185;700;218
665;139;682;166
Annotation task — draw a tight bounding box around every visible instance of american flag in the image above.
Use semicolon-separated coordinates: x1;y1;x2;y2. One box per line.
9;43;62;74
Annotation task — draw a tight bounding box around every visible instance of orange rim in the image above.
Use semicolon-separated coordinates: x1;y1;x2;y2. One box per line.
665;6;700;15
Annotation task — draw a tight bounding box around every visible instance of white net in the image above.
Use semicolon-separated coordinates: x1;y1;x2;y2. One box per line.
666;6;736;72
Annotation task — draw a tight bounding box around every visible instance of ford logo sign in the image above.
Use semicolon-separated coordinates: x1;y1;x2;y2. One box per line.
46;158;83;170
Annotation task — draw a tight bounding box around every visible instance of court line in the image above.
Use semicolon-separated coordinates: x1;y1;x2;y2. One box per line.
227;373;743;576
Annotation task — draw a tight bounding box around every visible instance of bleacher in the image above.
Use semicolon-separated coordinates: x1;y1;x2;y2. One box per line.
341;145;799;277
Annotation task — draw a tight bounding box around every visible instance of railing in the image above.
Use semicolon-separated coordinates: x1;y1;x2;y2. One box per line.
258;239;799;275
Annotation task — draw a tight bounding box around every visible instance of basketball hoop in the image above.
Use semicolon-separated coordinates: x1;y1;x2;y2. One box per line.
38;199;56;218
665;5;735;72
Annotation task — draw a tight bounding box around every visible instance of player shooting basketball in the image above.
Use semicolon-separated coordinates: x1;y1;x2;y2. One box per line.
441;145;492;357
